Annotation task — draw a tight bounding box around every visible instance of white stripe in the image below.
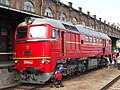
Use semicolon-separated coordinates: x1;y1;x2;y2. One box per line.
27;39;57;42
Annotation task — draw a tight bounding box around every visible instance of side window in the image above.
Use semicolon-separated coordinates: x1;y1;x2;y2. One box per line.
86;36;89;42
52;29;59;38
96;38;99;43
109;40;111;44
100;39;102;43
93;37;97;43
106;40;108;44
90;37;93;42
102;39;106;47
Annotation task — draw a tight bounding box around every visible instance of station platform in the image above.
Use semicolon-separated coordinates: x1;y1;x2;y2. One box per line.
0;61;14;68
0;60;17;89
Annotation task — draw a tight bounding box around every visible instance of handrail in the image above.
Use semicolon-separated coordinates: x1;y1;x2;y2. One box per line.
0;52;15;55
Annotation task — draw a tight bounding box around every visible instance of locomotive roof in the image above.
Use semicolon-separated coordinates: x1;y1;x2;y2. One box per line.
33;18;66;30
19;17;79;33
98;32;110;40
18;18;66;30
76;25;101;37
76;25;110;40
18;17;110;40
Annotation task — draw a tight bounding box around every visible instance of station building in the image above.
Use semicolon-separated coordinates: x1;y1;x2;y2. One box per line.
0;0;120;88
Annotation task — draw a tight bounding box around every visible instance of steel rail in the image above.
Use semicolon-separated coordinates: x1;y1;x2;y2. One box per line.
100;74;120;90
1;83;47;90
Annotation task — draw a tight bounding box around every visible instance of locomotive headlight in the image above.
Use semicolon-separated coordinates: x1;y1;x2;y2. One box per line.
41;59;45;64
41;59;50;64
14;60;18;64
25;17;34;25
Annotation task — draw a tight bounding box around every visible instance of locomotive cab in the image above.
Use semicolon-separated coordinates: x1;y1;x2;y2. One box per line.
14;25;51;70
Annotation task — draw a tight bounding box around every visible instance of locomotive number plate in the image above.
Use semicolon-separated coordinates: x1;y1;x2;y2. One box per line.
24;60;33;64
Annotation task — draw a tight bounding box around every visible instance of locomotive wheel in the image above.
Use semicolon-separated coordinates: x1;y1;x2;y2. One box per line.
68;69;72;77
76;70;81;76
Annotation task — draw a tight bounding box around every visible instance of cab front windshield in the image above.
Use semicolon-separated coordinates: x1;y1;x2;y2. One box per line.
16;27;27;39
30;26;46;38
16;26;46;39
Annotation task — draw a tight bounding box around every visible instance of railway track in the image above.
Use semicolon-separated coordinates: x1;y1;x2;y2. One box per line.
100;74;120;90
1;67;102;90
1;67;120;90
1;83;48;90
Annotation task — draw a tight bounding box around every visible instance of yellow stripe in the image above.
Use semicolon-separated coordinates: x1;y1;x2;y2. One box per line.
66;41;81;44
106;45;112;46
13;57;51;60
85;43;102;46
66;41;102;46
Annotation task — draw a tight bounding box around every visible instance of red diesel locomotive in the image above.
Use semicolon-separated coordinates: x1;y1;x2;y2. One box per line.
9;17;112;84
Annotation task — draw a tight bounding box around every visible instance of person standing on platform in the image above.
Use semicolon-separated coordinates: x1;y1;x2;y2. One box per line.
105;56;110;69
116;52;120;70
112;53;117;67
114;49;119;57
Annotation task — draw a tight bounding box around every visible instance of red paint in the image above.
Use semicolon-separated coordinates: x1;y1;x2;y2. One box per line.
14;23;112;73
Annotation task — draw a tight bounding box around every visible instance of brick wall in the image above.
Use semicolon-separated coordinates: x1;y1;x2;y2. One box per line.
5;0;120;38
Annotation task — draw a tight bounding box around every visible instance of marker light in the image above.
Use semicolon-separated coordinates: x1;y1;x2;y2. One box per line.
15;60;18;64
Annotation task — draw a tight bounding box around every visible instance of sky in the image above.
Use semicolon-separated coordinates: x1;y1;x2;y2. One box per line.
60;0;120;25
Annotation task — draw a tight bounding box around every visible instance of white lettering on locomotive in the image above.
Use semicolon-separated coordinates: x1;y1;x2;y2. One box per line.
24;60;33;64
